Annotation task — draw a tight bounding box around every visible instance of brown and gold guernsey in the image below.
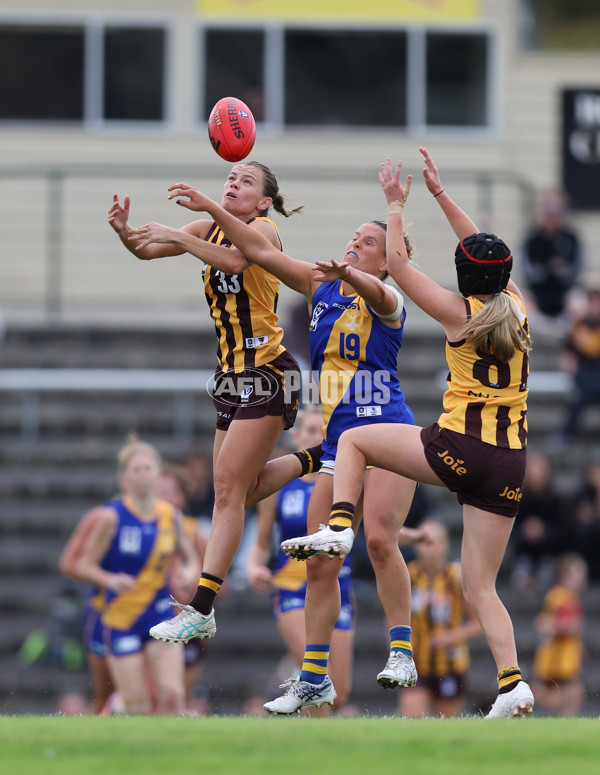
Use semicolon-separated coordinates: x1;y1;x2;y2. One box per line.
409;560;470;678
438;291;528;449
203;216;286;374
533;585;584;682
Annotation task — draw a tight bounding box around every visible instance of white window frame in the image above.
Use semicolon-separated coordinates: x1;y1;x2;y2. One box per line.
0;11;175;133
196;20;501;139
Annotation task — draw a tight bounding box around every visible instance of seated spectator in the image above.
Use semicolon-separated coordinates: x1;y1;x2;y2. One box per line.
509;451;566;594
571;450;600;583
555;287;600;446
522;189;582;320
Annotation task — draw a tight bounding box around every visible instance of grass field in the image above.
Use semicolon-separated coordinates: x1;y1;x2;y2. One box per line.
1;715;599;775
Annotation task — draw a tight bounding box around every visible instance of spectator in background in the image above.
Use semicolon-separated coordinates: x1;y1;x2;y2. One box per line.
509;451;566;594
555;287;600;446
184;447;215;523
522;189;582;321
532;553;587;716
571;450;600;583
399;520;482;718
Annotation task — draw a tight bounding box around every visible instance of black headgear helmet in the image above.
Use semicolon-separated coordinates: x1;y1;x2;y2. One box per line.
454;233;513;298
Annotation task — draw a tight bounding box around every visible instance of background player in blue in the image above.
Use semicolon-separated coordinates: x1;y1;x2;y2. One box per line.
247;407;355;714
68;436;199;714
131;183;421;715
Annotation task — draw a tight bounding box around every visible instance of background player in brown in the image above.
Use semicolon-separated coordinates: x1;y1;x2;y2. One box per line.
399;520;482;717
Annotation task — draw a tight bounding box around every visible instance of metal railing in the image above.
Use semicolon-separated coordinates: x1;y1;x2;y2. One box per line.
1;365;569;441
0;368;214;442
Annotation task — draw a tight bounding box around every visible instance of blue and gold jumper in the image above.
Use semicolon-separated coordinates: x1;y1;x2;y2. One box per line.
100;496;180;657
308;279;414;455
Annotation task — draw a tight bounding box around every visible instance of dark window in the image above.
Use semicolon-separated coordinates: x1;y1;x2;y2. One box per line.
0;25;84;120
524;0;600;50
104;27;165;120
284;30;407;127
204;29;265;121
426;33;488;127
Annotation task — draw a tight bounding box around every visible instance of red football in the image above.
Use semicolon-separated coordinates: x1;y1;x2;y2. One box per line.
208;97;256;162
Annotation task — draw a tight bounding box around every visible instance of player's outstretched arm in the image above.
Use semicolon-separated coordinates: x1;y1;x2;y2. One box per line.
108;193;185;260
380;157;464;331
129;220;251;274
420;147;479;240
168;182;315;298
312;260;401;322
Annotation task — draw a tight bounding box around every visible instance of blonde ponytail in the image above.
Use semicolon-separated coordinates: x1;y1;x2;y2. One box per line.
459;292;531;362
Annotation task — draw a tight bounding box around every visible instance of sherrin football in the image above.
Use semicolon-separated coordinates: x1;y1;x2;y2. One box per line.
208;97;256;162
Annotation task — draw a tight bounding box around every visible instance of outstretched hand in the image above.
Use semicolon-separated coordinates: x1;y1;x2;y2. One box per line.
108;193;130;233
168;182;215;212
379;159;412;207
419;146;443;196
128;221;177;250
312;259;350;283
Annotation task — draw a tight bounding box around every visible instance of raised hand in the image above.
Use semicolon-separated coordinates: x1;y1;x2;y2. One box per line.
419;146;443;196
108;193;131;233
312;259;350;283
168;182;215;212
379;158;412;207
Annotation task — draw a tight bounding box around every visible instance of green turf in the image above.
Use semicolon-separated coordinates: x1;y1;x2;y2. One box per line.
0;715;598;775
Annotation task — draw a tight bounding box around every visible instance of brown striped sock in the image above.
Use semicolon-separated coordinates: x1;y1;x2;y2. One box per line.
329;501;355;532
497;666;522;694
293;443;323;476
189;572;223;614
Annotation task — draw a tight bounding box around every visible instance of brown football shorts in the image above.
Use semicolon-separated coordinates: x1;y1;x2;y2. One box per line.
421;422;526;518
212;350;301;432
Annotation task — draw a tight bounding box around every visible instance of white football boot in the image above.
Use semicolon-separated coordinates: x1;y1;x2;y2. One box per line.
263;676;337;715
149;600;216;644
486;681;535;718
281;524;354;560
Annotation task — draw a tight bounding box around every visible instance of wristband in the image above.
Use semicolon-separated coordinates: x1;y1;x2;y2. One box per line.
433;189;444;198
387;200;405;214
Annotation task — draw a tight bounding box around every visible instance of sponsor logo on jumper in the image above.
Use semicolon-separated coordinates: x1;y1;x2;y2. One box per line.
309;301;329;331
356;406;382;417
498;486;523;501
245;335;269;348
344;306;360;331
436;450;468;475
